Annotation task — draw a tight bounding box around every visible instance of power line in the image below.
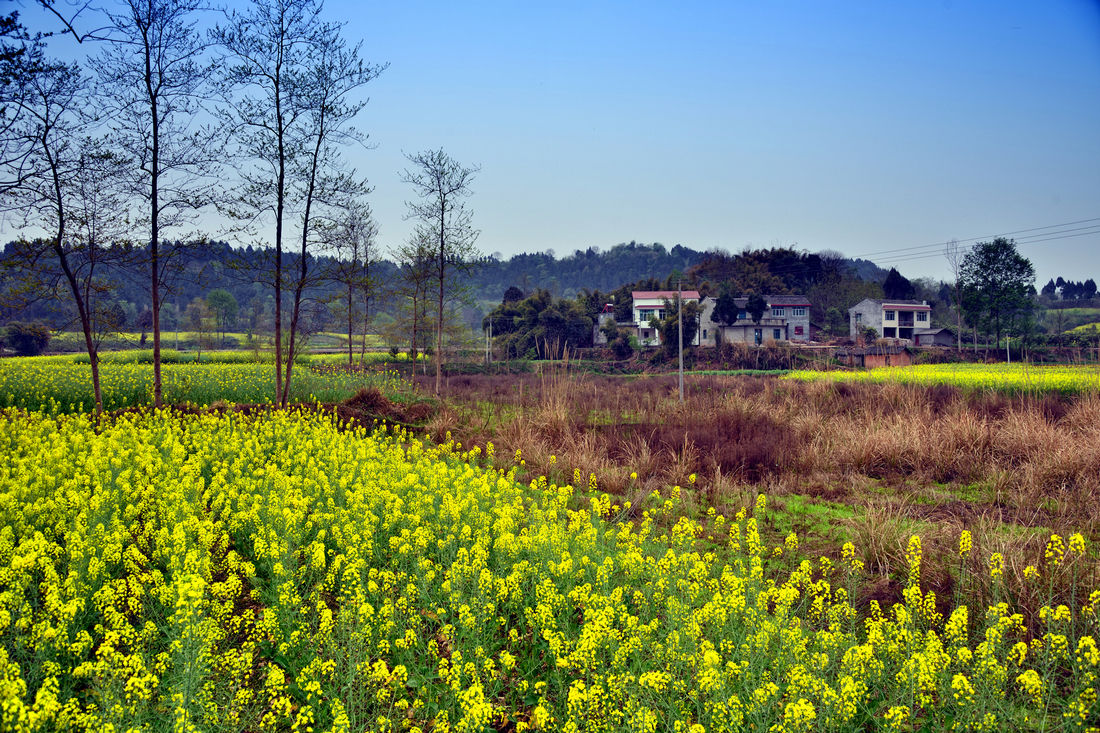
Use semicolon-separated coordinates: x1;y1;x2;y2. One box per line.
847;217;1100;260
868;227;1100;267
703;216;1100;279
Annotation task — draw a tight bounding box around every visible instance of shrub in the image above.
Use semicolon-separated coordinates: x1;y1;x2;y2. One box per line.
609;333;634;360
3;322;51;356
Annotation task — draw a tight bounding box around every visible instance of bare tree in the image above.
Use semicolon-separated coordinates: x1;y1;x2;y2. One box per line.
0;43;131;414
214;0;321;405
185;294;212;358
216;0;384;405
392;229;435;363
944;238;965;350
96;0;221;407
400;148;480;395
323;200;379;365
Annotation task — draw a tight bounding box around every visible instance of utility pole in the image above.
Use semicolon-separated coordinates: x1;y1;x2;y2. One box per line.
678;277;684;403
485;318;493;365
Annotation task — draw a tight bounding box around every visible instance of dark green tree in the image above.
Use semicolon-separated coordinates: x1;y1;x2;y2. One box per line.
484;289;593;359
601;321;634;359
882;267;916;300
652;296;702;357
710;285;740;329
825;307;847;337
745;293;768;324
959;237;1035;349
3;322;50;355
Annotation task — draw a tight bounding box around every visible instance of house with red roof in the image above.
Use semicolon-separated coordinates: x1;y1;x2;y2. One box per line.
630;290;701;347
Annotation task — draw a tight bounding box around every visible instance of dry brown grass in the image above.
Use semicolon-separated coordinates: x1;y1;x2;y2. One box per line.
418;370;1100;629
429;373;1100;523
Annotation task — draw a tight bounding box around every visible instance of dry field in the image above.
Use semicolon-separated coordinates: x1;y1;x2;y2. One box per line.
419;371;1100;619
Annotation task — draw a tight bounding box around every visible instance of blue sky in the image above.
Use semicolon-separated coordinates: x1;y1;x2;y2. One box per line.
14;0;1100;285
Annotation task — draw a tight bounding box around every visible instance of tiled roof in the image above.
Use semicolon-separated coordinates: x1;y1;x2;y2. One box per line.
765;295;811;306
632;291;701;300
701;294;810;307
838;345;911;355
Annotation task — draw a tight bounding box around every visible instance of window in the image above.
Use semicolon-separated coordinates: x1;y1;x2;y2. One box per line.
855;313;863;324
773;328;782;340
639;309;654;322
884;310;896;321
794;326;804;335
772;307;785;317
738;310;747;320
792;307;806;316
917;311;928;322
702;329;708;339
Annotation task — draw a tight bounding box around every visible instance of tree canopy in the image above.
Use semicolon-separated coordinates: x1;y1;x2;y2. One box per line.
484;289;594;359
959;237;1035;348
882;267;916;300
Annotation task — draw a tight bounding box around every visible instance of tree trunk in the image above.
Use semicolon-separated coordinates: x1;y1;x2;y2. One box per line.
347;281;354;365
43;130;104;415
410;286;420;360
148;65;163;409
272;76;287;405
50;200;103;415
956;302;962;351
283;116;325;407
435;203;445;396
435;275;443;395
274;217;283;404
359;260;370;365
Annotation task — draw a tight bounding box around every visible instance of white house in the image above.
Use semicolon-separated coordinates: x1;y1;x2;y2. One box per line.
849;298;931;341
630;290;701;347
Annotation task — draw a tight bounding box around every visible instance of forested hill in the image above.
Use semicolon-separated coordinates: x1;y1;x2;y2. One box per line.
1;238;887;328
475;242;705;300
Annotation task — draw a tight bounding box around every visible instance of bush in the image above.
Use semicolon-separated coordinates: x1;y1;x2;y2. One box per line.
3;322;51;356
608;333;634;360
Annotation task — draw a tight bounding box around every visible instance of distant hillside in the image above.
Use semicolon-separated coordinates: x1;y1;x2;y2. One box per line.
2;238;894;333
847;258;889;283
472;241;705;301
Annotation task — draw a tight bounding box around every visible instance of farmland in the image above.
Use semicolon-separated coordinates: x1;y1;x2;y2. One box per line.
0;355;412;413
785;363;1100;396
46;331;389;353
0;358;1099;730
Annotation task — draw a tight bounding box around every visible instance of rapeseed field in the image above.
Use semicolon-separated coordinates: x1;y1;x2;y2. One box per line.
785;363;1100;395
0;357;407;413
0;407;1097;731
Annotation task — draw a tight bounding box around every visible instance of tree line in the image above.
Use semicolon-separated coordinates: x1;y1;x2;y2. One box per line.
0;0;486;408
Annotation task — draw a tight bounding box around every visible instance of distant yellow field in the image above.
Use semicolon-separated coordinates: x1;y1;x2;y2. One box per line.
786;362;1100;394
